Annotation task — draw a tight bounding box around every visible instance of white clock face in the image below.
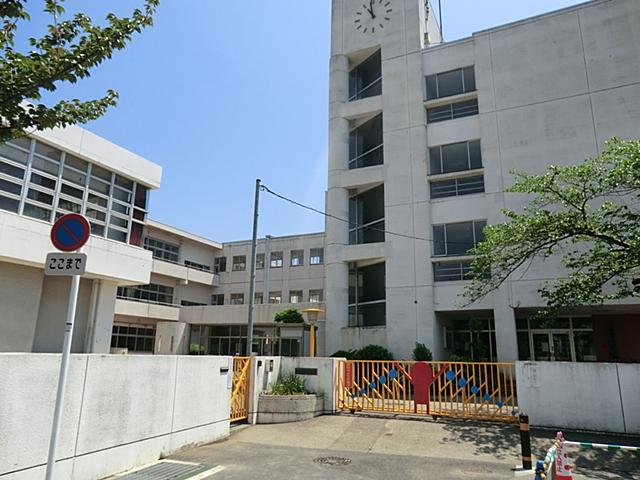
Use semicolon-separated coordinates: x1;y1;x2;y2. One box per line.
354;0;393;35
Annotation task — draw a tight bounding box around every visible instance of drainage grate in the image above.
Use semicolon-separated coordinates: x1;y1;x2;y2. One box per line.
115;460;213;480
313;456;352;466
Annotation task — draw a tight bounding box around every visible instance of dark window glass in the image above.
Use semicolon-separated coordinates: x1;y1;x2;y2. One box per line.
91;164;112;181
110;215;128;229
517;332;531;360
349;303;386;327
31;156;59;176
27;189;53;205
0;178;21;196
427;99;479;124
30;172;56;190
433;225;445;256
134;185;148;209
34;142;61;160
441;142;471;173
87;192;108;208
64;154;88;172
349;114;383;169
62;167;85;186
0;143;29;165
89;178;110;195
214;257;227;273
211;294;225;305
349;50;382;101
107;228;127;242
0;161;25;179
348;262;386;327
433;260;473;282
349;185;385;245
430;175;485;199
86;208;106;222
469;140;482;169
90;222;105;236
61;183;84;199
23;203;51;222
232;255;246;271
433;220;485;257
0;195;19;213
425;66;476;100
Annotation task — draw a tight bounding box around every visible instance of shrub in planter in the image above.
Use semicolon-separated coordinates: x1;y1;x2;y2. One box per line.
412;342;433;361
352;344;393;360
330;349;356;359
274;308;304;324
267;374;308;395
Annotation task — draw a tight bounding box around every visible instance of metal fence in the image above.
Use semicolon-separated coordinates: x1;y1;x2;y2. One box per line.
336;360;518;422
230;357;250;422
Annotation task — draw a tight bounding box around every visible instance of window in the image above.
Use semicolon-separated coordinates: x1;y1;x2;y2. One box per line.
211;294;225;305
269;291;282;304
430;175;485;199
230;293;245;305
289;290;303;304
433;220;486;257
309;289;324;303
349;262;386;327
516;317;596;362
184;260;211;272
270;252;283;268
427;99;479;124
433;260;474;282
426;66;476;100
349;114;383;169
143;237;180;263
256;253;265;270
117;284;175;305
232;255;246;271
429;140;482;175
349;50;382;101
290;250;304;266
310;248;324;265
214;257;227;274
190;325;280;357
111;324;155;353
443;317;496;361
255;292;264;304
349;185;385;245
181;300;206;307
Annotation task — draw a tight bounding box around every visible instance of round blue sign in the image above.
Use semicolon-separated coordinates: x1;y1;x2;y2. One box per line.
50;214;91;252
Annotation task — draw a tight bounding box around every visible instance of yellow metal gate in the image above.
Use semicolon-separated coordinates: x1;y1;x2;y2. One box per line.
230;357;250;423
337;360;517;422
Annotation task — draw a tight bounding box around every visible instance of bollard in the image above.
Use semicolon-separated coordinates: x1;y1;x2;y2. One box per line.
519;414;533;470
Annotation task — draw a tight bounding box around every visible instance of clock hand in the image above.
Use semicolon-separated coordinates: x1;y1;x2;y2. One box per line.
369;0;376;18
363;3;374;18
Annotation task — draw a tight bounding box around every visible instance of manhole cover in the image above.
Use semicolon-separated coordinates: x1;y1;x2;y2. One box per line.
313;456;352;466
115;460;213;480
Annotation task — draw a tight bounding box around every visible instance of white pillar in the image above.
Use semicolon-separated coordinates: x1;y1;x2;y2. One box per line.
493;286;518;362
86;280;118;353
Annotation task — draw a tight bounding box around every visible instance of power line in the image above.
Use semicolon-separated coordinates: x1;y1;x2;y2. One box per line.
260;184;441;244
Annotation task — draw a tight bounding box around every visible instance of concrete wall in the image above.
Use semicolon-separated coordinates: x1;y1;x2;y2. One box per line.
0;354;232;480
516;361;640;434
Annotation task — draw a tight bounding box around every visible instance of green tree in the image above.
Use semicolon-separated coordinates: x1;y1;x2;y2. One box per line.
464;138;640;313
274;308;304;324
412;342;433;361
0;0;159;142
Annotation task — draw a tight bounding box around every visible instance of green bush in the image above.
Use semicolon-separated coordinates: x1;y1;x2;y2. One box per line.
448;354;470;362
330;349;356;359
268;374;308;395
352;344;393;360
274;308;304;324
412;342;433;361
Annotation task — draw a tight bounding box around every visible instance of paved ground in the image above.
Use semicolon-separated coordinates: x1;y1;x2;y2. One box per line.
171;415;640;480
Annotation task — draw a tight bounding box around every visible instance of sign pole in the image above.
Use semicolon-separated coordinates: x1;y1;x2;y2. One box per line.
45;271;81;480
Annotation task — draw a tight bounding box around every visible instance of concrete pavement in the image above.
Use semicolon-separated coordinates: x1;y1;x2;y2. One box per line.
170;415;640;479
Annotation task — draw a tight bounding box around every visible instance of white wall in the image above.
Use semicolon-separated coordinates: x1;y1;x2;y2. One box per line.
0;354;232;480
516;361;640;434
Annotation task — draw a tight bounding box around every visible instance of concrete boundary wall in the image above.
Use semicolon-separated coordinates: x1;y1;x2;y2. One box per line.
0;354;232;480
516;361;640;434
247;357;341;424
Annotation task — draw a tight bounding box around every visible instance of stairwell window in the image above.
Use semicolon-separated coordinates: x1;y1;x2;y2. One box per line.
349;262;386;327
349;114;383;169
426;66;476;100
349;50;382;101
349;185;385;245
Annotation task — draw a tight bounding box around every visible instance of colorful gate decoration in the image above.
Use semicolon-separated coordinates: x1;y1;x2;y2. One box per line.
336;360;518;422
230;356;251;423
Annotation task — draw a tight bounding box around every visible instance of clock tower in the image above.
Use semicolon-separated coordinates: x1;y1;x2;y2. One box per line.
325;0;442;358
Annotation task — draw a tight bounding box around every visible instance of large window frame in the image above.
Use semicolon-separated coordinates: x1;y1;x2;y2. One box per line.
232;255;246;271
349;114;383;170
290;250;304;267
310;248;324;265
426;99;479;124
430;175;485;199
433;220;486;257
349;50;382;101
349;185;385;245
117;283;175;306
348;262;386;328
143;236;180;263
429;140;482;176
426;66;476;100
111;324;155;353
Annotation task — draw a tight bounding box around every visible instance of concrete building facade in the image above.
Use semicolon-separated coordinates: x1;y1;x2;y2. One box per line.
325;0;640;361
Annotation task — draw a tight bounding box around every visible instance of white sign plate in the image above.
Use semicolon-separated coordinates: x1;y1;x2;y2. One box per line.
45;252;87;276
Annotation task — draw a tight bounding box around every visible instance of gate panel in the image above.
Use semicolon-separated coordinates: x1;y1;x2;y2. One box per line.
230;356;250;423
336;360;517;422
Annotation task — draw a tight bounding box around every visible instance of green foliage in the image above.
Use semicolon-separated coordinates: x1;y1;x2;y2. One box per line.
465;138;640;314
330;349;356;359
274;308;304;324
330;345;394;360
352;344;394;360
412;342;433;361
0;0;159;141
268;374;308;395
448;354;470;362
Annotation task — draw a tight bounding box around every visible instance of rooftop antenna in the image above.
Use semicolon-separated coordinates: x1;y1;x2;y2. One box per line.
439;0;443;41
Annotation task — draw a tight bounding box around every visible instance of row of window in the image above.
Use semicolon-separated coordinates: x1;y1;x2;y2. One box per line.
110;324;155;352
190;325;302;357
216;247;325;273
143;236;213;272
0;137;148;245
212;289;324;306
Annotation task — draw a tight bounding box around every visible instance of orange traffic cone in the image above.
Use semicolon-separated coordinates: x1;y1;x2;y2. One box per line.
555;432;574;479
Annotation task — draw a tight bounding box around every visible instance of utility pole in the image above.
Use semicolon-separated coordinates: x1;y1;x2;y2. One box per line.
438;0;443;40
247;179;261;356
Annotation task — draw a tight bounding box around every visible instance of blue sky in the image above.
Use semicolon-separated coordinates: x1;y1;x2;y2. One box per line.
29;0;580;242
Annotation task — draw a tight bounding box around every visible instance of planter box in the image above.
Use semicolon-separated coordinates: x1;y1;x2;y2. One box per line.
257;394;324;424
